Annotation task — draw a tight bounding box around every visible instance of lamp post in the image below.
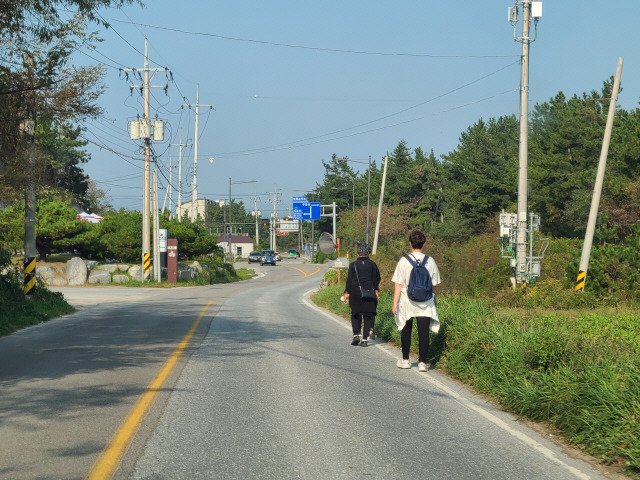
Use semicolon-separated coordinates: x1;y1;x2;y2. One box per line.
228;178;256;262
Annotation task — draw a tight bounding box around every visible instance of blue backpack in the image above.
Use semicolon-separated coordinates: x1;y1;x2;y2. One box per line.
404;254;433;302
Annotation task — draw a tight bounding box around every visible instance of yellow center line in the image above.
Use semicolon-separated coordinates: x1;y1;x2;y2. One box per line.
283;265;321;278
85;301;214;480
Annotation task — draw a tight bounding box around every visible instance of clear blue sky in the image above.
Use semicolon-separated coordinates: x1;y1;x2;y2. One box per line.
78;1;640;218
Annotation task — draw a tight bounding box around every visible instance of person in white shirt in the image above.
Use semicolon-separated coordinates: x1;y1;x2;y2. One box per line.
391;230;441;372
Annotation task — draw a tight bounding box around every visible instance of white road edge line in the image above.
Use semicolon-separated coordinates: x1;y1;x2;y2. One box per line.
301;290;591;480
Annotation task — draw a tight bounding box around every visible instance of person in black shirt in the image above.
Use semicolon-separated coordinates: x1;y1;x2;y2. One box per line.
343;241;381;347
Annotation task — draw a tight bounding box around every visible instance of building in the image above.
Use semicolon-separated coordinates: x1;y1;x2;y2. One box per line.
178;198;224;222
217;234;254;259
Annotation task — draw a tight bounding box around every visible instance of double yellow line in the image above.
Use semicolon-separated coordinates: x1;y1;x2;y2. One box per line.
86;301;213;480
284;265;321;278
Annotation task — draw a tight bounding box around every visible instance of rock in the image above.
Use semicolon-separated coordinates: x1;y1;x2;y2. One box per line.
66;257;88;285
46;276;68;286
117;264;130;272
83;259;99;270
96;264;119;273
190;261;203;274
88;270;111;284
36;266;58;280
112;274;129;283
128;265;143;282
179;269;193;281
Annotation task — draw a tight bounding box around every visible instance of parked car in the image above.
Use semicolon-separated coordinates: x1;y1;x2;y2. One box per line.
288;249;300;258
248;251;262;264
260;253;276;266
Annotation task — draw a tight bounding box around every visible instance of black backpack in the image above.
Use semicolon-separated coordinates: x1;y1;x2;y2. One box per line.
404;254;433;302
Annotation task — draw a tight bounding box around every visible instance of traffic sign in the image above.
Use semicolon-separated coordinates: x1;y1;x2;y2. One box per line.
292;201;321;220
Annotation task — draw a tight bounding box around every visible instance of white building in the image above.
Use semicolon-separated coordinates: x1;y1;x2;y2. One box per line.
217;234;254;259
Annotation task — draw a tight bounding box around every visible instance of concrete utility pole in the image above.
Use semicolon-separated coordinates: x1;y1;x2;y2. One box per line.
183;85;212;222
170;129;191;221
22;56;37;295
153;169;160;281
372;155;389;255
576;58;623;291
250;193;260;246
124;38;170;281
268;188;281;251
515;1;531;284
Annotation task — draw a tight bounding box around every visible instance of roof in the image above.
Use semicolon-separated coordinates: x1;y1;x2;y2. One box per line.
216;234;253;244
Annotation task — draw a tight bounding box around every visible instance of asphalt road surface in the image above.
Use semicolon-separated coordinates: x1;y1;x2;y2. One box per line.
0;260;617;480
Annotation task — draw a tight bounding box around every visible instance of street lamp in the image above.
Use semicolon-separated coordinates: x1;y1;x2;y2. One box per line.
228;178;256;262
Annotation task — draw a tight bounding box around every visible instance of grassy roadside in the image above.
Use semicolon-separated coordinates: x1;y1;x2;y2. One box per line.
311;283;640;478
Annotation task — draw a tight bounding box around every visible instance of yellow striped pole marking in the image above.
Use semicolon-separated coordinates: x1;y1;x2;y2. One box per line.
23;257;36;295
143;252;151;280
575;270;586;291
85;301;213;480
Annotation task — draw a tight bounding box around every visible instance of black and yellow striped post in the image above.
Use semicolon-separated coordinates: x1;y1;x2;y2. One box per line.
23;256;36;295
575;270;586;291
143;252;151;281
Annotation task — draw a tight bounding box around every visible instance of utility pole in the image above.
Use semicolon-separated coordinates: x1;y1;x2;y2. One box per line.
268;188;281;250
124;38;170;281
22;56;37;295
372;155;388;255
250;193;260;246
366;155;371;245
576;58;623;291
153;168;160;281
509;1;541;284
183;85;212;222
170;129;191;221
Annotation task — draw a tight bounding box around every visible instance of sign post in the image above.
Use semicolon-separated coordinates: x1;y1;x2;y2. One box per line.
167;238;178;283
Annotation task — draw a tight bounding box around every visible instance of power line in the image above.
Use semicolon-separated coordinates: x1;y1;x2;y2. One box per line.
110;19;518;59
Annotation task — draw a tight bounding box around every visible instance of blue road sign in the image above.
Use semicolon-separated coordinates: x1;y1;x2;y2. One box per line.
293;201;321;220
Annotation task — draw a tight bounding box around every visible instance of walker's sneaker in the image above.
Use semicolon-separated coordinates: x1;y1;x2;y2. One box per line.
396;359;411;369
418;362;428;372
360;339;368;347
369;329;375;340
351;335;361;346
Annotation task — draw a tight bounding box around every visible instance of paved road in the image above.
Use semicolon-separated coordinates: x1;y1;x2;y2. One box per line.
0;261;616;479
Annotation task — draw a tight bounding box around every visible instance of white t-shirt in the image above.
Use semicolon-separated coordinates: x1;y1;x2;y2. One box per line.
391;252;441;332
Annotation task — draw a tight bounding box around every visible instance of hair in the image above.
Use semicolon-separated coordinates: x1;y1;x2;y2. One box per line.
357;241;371;256
409;230;426;249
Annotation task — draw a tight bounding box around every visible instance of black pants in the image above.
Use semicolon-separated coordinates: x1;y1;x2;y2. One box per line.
351;312;375;340
401;317;430;363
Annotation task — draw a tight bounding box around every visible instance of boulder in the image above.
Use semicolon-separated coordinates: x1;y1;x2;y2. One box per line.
128;265;143;282
190;261;203;274
96;264;119;273
178;269;193;281
83;259;99;270
36;266;58;280
66;257;88;285
117;264;130;272
88;270;111;284
46;276;68;286
112;274;129;283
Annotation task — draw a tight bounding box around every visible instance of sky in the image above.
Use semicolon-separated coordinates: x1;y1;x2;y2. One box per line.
76;1;640;219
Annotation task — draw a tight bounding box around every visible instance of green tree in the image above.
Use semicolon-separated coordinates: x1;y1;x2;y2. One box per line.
98;209;143;262
440;116;518;236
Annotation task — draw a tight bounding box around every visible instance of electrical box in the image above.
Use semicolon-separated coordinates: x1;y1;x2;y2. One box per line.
531;2;542;18
129;120;140;140
139;119;151;139
153;120;165;141
508;5;518;23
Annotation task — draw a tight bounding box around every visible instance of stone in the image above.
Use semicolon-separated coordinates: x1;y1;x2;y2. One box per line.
88;270;111;284
112;274;129;283
46;276;68;286
178;269;193;281
128;265;143;282
83;259;99;270
36;266;58;279
96;264;119;273
117;264;130;272
66;257;88;285
190;261;203;274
